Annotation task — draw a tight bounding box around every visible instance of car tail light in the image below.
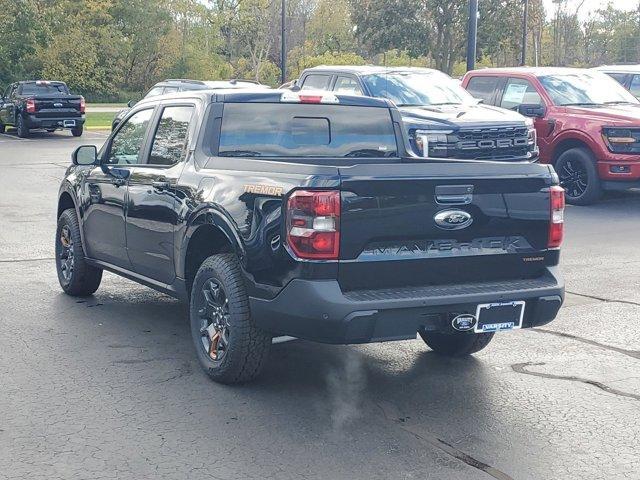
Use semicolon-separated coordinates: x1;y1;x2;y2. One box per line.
286;190;340;260
548;185;565;248
80;96;86;114
26;98;36;113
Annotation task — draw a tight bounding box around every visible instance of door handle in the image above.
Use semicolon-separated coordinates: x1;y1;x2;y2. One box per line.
435;185;473;205
151;179;171;190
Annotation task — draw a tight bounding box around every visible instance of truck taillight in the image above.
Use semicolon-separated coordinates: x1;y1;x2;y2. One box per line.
26;98;36;113
80;96;86;114
548;185;565;248
286;190;340;260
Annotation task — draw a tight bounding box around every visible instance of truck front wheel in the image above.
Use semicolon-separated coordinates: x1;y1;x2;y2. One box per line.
555;147;602;205
419;330;494;357
189;254;271;384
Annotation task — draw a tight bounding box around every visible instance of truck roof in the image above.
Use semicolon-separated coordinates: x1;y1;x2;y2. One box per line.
465;66;610;77
135;88;396;108
592;64;640;73
17;80;67;85
303;65;446;77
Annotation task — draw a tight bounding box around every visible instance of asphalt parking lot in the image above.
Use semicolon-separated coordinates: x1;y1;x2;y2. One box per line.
1;129;639;480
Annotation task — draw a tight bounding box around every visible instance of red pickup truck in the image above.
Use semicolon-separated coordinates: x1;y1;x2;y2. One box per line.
462;67;640;204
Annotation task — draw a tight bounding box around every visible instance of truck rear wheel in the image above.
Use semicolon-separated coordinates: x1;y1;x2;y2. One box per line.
555;147;602;205
419;330;494;357
0;122;5;133
55;208;103;296
189;254;271;384
71;126;83;137
16;114;29;138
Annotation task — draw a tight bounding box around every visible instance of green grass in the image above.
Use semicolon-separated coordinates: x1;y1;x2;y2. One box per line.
85;111;116;129
87;103;127;109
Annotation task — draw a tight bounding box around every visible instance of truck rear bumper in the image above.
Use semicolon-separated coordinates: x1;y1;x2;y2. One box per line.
26;115;85;129
250;267;564;344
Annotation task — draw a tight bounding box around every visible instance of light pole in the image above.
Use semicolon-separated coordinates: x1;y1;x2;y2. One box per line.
521;0;529;66
467;0;478;71
281;0;286;84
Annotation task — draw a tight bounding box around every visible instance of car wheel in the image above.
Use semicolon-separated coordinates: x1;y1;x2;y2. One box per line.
71;127;83;137
46;128;56;133
0;122;5;133
55;208;103;296
555;147;602;205
16;114;29;138
419;330;494;357
190;254;271;384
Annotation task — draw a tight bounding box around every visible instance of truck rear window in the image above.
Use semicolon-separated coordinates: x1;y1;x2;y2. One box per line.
20;83;68;95
218;103;397;158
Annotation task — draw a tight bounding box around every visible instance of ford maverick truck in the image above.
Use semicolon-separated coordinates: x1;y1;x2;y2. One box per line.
56;89;564;384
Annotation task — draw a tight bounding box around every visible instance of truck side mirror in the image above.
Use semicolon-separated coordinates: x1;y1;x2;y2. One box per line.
518;104;546;118
72;145;98;166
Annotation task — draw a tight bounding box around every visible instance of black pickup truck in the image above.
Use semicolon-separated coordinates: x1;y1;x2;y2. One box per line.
296;66;538;161
56;89;564;384
0;81;85;137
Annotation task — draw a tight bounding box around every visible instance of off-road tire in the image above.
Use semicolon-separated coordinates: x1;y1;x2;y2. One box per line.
55;208;102;296
419;330;495;357
190;254;271;384
16;114;29;138
555;147;602;205
71;126;83;137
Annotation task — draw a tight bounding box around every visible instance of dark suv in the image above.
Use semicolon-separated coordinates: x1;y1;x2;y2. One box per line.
296;66;538;161
111;79;267;129
57;89;564;383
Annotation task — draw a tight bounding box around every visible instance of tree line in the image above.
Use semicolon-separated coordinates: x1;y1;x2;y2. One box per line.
0;0;638;101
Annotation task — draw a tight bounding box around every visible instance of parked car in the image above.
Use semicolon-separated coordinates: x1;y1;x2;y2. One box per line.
0;80;85;137
111;78;268;129
57;88;564;384
592;65;640;99
463;67;640;205
295;66;538;161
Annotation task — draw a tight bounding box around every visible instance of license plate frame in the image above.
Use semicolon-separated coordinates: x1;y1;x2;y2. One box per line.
63;120;76;127
474;300;525;333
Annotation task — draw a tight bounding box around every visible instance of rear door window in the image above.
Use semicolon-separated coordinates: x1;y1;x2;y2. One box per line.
499;78;542;110
148;105;194;165
606;72;628;85
218;103;397;159
301;74;332;91
466;76;500;104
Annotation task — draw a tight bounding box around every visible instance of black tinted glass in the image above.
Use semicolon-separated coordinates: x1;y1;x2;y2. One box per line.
106;109;154;165
466;76;499;104
219;103;397;158
20;83;68;95
148;106;194;165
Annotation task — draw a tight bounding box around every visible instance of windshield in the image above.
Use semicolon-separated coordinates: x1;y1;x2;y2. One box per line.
539;72;639;106
362;72;476;107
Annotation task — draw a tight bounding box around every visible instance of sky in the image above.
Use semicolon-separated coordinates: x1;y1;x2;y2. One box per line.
543;0;638;19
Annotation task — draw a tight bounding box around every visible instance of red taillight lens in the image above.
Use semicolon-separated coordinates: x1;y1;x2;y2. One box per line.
286;190;340;260
548;185;565;248
80;96;86;114
26;98;36;113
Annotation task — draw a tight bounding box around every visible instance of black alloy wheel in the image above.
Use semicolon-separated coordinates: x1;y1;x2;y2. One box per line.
197;278;231;362
58;225;75;284
555;147;602;205
558;158;588;199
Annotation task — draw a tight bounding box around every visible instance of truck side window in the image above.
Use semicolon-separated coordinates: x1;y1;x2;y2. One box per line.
629;75;640;98
334;76;363;95
606;72;627;85
105;109;154;165
500;78;542;110
147;105;194;165
301;74;331;91
466;76;499;104
145;87;165;98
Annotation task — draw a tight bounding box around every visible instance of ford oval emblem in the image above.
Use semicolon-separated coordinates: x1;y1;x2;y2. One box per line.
452;314;477;331
434;209;473;230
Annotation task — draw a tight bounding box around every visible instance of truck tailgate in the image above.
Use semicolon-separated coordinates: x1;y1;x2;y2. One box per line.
338;162;557;291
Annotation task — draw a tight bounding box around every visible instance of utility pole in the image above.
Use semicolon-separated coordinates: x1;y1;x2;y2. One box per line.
521;0;529;66
281;0;286;84
467;0;478;71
